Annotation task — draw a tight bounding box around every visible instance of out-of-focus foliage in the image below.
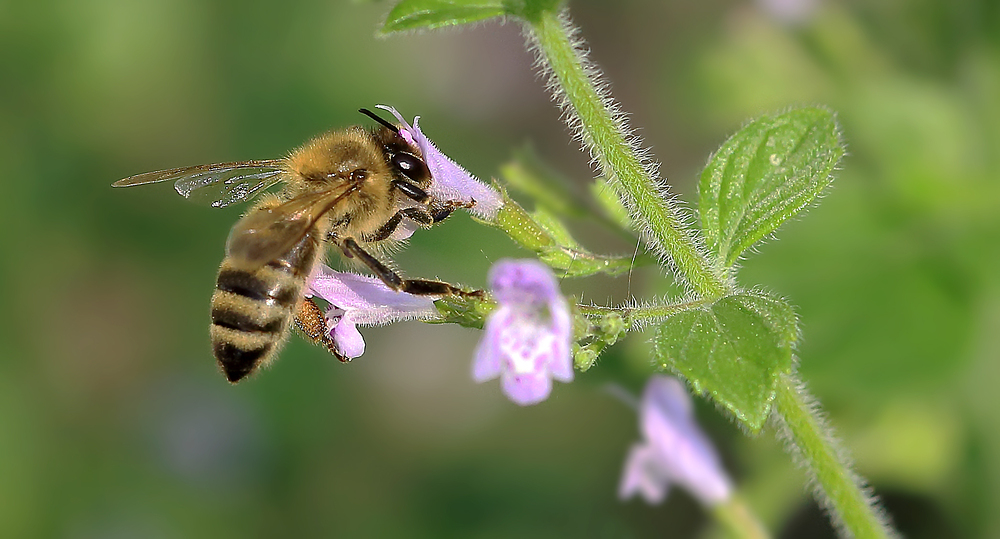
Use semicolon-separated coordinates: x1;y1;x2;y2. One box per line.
382;0;506;33
0;0;996;537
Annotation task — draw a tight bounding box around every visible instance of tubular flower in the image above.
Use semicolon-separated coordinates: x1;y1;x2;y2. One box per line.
472;259;573;405
376;104;503;221
305;264;440;359
619;376;733;506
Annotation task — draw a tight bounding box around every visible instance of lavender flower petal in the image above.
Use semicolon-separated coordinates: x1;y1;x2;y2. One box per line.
307;265;439;325
472;319;503;382
547;302;574;382
306;265;441;360
501;369;553;406
376;104;503;220
472;259;573;405
619;443;671;504
619;376;733;507
331;314;365;358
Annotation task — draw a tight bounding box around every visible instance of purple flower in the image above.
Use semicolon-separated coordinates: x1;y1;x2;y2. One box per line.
472;259;573;405
306;264;440;359
376;104;503;221
619;376;733;506
756;0;820;25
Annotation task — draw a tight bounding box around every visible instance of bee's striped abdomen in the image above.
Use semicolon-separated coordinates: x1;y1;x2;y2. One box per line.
210;231;319;383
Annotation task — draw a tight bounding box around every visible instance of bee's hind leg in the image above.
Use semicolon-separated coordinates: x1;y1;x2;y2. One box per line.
339;237;484;299
293;297;349;362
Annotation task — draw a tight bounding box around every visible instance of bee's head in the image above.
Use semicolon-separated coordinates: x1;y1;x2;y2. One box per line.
360;108;431;187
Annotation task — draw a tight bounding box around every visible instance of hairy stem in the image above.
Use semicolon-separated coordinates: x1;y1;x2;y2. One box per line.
525;10;731;299
578;298;710;330
773;373;898;539
713;496;771;539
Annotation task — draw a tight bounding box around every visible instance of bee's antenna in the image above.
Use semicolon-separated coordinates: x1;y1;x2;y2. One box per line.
358;108;399;133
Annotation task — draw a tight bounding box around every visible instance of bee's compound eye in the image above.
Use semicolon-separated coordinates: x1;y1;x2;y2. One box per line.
392;153;427;182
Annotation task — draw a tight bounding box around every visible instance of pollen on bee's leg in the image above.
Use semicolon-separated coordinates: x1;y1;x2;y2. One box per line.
294;297;349;362
293;298;324;338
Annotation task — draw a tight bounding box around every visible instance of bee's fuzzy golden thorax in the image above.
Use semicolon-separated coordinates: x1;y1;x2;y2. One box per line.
286;128;391;184
285;128;398;239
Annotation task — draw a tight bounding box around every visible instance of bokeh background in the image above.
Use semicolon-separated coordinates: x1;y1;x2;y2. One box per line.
1;0;998;537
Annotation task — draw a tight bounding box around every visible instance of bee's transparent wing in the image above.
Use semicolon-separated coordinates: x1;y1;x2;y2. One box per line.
175;166;286;208
112;160;286;208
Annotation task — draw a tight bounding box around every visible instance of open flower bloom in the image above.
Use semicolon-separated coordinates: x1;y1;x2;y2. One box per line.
472;259;573;405
377;104;503;221
305;264;441;359
619;376;733;506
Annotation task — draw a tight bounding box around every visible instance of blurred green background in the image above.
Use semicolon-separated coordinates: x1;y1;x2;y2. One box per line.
1;0;998;537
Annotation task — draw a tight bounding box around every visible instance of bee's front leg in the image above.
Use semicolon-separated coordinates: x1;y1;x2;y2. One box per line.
362;202;468;243
338;237;484;298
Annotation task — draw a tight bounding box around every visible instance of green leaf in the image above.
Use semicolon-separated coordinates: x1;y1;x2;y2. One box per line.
699;107;844;268
493;197;651;277
531;205;578;247
537;245;639;277
652;291;798;432
381;0;506;33
492;192;556;253
532;210;646;277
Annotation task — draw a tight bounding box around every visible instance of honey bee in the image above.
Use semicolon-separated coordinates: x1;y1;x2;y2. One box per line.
114;108;478;383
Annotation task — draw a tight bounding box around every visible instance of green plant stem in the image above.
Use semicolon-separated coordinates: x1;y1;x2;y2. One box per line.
578;299;710;330
526;10;730;300
712;496;771;539
773;373;897;539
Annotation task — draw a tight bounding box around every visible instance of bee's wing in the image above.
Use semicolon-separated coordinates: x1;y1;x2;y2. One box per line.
225;183;361;269
112;160;286;208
